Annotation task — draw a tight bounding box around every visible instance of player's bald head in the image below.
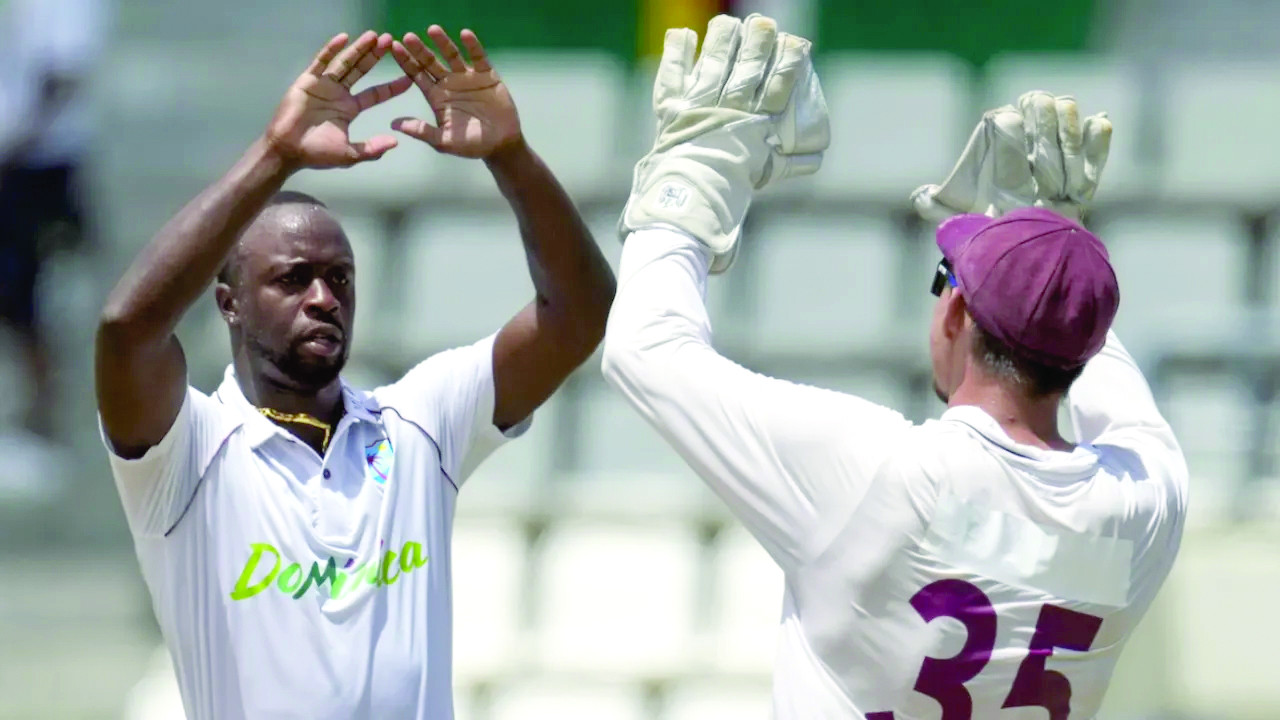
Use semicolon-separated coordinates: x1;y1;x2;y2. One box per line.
217;191;344;287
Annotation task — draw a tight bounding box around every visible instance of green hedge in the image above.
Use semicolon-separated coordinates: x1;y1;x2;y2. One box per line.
378;0;639;57
374;0;1096;65
817;0;1096;65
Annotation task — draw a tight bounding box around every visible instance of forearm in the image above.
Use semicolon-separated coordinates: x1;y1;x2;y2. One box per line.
99;138;293;342
602;231;802;559
603;229;912;567
485;140;615;349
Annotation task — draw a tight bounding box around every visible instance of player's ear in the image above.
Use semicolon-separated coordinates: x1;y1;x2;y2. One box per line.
215;282;239;326
942;289;968;340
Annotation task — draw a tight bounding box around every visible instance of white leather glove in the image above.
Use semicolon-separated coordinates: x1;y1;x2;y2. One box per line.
620;14;830;273
911;90;1112;224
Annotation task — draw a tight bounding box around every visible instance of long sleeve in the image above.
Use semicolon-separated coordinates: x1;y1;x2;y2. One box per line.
601;228;915;570
1068;331;1184;461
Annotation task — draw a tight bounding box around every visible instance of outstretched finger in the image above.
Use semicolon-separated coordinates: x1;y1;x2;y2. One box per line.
354;75;414;112
758;33;809;114
459;29;491;72
723;14;777;111
988;106;1035;207
1055;96;1089;202
427;25;469;73
325;30;379;83
348;135;399;164
391;116;444;150
344;33;393;88
306;34;349;77
687;15;743;102
391;40;432;90
654;28;697;110
404;32;450;82
1019;90;1065;199
1082;112;1112;193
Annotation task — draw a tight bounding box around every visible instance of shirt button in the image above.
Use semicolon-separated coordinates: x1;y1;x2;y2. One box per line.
322;469;331;479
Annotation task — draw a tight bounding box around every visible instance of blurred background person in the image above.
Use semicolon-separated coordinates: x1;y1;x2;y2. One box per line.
0;0;107;498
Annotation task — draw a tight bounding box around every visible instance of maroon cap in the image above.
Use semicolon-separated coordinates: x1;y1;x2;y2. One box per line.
935;207;1119;369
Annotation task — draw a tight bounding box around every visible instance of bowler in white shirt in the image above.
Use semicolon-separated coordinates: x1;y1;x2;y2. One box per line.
96;27;614;720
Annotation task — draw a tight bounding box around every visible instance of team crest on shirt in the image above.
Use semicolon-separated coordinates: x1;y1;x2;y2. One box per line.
364;437;394;485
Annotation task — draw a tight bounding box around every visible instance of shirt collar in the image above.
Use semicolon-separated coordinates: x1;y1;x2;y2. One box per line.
940;404;1099;479
214;365;380;449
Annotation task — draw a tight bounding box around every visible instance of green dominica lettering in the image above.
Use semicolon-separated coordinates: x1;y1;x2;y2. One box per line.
293;558;339;599
230;543;281;600
231;539;431;601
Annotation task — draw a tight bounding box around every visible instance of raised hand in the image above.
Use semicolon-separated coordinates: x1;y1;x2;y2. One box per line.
264;31;414;169
388;26;523;159
911;90;1112;224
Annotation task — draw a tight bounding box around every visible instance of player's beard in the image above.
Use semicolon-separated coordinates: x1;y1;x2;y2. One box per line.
248;332;346;391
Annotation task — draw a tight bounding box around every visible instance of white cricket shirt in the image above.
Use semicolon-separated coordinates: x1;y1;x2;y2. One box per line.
103;334;527;720
604;230;1189;720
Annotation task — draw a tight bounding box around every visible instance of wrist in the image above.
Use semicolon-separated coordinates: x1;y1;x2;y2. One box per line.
482;135;532;174
254;134;303;178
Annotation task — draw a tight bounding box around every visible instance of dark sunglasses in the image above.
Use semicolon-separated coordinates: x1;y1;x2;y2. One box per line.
930;259;958;297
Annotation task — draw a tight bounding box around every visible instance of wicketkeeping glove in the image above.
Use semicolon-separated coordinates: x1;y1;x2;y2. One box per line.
620;14;830;273
911;90;1112;224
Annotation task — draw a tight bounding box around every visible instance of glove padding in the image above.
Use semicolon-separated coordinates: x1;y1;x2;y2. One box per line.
911;91;1112;224
620;14;830;273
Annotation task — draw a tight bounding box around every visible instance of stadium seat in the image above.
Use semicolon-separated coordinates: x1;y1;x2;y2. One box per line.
488;678;648;720
662;677;773;720
584;205;627;274
1159;372;1252;521
121;647;186;720
748;212;907;354
573;383;702;485
984;54;1150;200
813;53;972;202
706;523;783;675
459;390;564;515
483;52;629;202
396;208;536;358
331;210;392;351
1161;61;1280;204
1266;227;1280;311
1093;212;1249;345
117;0;354;48
532;520;703;677
103;44;300;183
451;518;530;681
568;382;725;521
621;59;661;164
1165;524;1280;714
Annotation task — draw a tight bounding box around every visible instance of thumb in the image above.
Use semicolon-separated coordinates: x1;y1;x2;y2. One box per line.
392;117;444;151
347;134;398;164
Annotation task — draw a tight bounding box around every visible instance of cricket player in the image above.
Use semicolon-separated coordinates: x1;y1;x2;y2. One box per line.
95;27;614;719
603;14;1188;719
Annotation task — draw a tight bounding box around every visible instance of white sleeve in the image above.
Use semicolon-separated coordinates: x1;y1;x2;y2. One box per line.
1068;331;1184;461
602;228;915;570
376;334;531;487
102;387;231;539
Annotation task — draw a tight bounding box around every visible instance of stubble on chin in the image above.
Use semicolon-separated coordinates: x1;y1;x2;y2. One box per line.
247;334;345;391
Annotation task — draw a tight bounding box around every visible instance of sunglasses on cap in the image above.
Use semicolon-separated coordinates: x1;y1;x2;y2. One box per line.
930;258;958;297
